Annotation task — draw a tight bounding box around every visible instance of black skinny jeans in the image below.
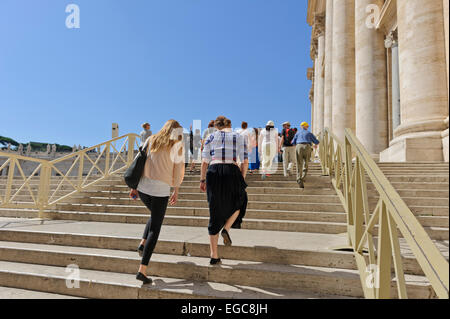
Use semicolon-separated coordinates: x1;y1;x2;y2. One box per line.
138;191;169;266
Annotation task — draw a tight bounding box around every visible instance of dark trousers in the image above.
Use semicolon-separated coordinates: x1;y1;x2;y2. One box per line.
138;191;169;266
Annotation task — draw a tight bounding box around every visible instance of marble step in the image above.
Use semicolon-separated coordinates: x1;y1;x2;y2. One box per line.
42;211;448;240
0;245;434;299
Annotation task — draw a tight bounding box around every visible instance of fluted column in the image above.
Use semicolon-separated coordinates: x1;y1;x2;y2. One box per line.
313;58;319;134
313;16;325;135
444;0;449;162
355;0;388;157
309;82;315;134
323;0;333;130
444;0;449;90
331;0;355;142
381;0;448;162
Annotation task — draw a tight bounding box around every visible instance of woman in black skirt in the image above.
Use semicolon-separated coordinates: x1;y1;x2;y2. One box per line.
200;116;248;265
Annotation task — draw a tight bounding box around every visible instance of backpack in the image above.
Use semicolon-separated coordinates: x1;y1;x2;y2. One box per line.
284;129;295;145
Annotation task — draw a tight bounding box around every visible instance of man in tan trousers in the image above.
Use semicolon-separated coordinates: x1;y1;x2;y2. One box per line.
291;122;320;188
279;121;296;177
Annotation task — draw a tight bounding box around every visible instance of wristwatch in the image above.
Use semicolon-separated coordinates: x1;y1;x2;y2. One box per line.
200;179;206;183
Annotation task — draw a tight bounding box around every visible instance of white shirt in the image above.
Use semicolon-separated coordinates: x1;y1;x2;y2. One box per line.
236;128;250;145
137;177;171;197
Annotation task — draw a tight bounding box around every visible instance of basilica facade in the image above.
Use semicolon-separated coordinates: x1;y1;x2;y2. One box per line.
307;0;449;162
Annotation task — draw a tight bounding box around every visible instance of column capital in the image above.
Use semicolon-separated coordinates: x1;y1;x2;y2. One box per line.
312;14;326;39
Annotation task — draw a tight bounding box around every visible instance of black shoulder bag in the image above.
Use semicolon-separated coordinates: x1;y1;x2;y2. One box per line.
124;142;149;189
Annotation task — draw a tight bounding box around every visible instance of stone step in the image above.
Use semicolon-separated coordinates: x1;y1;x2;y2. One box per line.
0;286;83;299
43;211;448;240
0;228;442;277
77;192;344;204
51;204;449;228
63;197;347;213
59;185;448;198
0;260;333;299
4;179;444;191
60;196;448;216
55;204;347;222
46;186;448;199
45;211;348;234
0;245;434;299
67;191;448;207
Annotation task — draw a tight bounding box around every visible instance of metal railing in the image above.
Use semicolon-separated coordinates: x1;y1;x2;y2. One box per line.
319;128;449;299
0;134;139;217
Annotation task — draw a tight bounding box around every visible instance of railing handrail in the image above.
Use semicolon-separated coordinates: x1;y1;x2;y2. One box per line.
50;133;139;164
320;127;449;299
0;151;48;163
0;133;140;216
344;128;449;298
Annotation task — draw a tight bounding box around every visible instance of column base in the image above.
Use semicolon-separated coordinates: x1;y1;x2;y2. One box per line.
379;136;444;162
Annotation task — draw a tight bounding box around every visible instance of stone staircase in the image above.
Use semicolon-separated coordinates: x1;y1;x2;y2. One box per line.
0;162;448;299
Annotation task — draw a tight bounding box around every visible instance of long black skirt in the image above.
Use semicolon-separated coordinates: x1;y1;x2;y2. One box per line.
206;164;248;235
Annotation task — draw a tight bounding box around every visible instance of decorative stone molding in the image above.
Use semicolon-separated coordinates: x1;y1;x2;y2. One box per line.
312;14;326;39
384;30;398;49
307;67;314;80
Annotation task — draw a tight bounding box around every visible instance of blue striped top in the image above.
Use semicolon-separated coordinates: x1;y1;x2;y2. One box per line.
202;129;248;163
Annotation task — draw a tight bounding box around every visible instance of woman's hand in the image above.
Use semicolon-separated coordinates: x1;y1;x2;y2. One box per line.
129;189;139;200
199;181;207;192
169;189;178;205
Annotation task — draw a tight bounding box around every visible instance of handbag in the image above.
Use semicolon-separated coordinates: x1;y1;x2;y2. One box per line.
124;140;149;189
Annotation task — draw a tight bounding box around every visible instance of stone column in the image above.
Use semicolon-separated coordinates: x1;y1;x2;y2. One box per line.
381;0;448;162
444;0;449;162
323;0;333;130
355;0;388;158
309;84;315;134
312;64;318;134
331;0;355;142
444;0;449;90
390;38;401;131
313;16;326;135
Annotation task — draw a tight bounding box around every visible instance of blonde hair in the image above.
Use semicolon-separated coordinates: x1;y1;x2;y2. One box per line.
150;120;183;153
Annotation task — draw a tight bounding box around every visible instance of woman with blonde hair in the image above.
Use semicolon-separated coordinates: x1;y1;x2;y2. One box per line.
200;116;248;265
129;119;185;284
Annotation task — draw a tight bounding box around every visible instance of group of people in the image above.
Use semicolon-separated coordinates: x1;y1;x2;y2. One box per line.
131;116;319;285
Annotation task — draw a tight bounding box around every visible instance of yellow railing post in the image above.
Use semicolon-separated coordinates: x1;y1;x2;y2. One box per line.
4;159;16;204
37;162;51;219
320;127;449;299
77;152;84;190
127;135;136;165
104;142;110;176
343;136;354;247
376;202;392;299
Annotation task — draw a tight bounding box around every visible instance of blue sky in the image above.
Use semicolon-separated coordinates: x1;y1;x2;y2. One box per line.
0;0;312;147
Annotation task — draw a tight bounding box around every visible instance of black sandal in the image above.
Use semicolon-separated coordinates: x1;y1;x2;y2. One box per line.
221;229;232;246
210;258;222;265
